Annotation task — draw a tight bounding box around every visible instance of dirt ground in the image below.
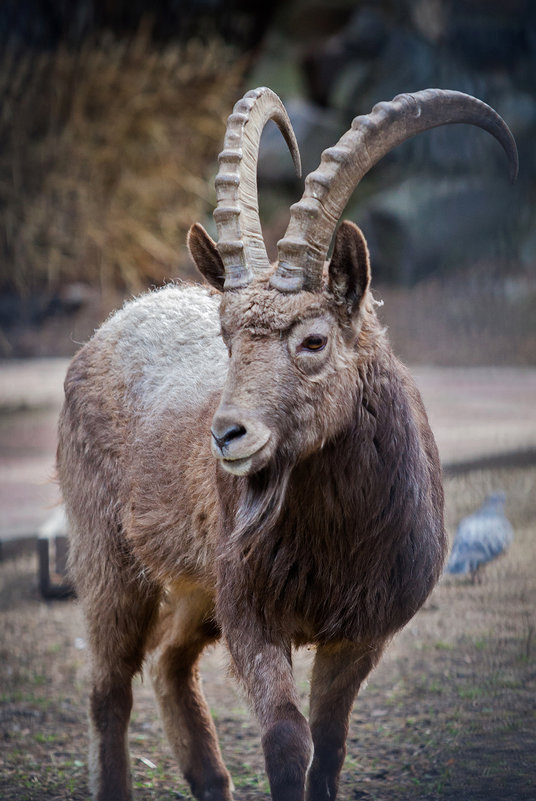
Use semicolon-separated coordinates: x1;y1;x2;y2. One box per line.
1;461;535;801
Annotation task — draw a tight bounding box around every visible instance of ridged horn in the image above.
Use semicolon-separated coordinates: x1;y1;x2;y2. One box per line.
214;87;301;291
272;88;518;293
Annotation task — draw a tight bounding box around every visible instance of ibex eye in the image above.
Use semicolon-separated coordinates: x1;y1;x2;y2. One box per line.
300;335;327;352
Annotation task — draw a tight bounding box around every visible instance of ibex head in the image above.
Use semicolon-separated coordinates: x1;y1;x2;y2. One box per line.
188;87;518;477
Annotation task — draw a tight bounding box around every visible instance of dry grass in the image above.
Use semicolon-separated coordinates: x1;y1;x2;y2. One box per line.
0;33;245;297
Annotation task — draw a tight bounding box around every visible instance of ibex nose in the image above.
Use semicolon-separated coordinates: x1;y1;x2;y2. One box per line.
210;406;273;474
211;421;247;452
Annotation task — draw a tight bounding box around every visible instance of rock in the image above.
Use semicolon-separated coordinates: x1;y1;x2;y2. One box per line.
349;175;520;284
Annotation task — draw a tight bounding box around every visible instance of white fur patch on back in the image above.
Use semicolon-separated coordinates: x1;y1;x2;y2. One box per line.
96;283;228;415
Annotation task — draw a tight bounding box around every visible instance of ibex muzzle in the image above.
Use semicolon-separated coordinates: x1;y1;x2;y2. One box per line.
211;405;272;475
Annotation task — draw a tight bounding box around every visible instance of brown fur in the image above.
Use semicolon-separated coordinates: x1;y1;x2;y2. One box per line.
57;220;446;801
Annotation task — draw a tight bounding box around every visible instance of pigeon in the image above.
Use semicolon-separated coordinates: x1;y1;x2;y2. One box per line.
446;492;513;583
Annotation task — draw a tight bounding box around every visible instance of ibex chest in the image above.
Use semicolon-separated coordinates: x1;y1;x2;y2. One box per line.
235;506;398;645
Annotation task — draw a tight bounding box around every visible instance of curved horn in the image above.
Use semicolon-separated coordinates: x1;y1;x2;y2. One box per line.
272;88;519;293
214;87;301;291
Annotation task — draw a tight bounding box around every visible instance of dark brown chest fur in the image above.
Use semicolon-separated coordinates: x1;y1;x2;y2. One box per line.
217;380;446;646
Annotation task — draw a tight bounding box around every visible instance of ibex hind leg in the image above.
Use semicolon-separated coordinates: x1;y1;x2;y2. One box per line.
148;588;233;801
76;557;160;801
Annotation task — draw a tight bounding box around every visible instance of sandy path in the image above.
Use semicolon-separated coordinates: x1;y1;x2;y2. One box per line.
1;359;535;540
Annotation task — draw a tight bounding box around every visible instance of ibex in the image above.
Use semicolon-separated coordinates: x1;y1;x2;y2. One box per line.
57;87;517;801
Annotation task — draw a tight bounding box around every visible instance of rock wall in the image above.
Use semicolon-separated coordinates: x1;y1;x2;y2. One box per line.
253;0;535;285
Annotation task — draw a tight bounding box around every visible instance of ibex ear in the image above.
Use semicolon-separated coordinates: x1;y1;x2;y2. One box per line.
187;223;225;292
328;220;371;316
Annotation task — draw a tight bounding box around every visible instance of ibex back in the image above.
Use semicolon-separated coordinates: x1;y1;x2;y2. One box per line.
57;87;517;801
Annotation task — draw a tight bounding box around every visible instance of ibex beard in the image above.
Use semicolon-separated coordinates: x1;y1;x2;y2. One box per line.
57;86;517;801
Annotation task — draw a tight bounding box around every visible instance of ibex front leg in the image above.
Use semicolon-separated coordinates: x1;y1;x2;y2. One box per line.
306;641;383;801
227;631;313;801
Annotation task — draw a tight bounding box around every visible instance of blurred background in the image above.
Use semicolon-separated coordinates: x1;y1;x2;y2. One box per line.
0;0;534;364
1;4;536;800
